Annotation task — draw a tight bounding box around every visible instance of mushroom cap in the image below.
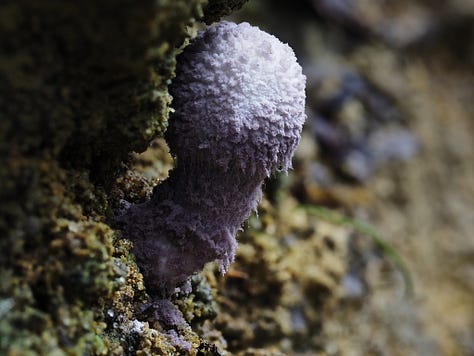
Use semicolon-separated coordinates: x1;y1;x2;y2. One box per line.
168;21;306;176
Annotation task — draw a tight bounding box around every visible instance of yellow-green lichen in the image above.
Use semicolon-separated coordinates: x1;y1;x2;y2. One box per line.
0;0;245;354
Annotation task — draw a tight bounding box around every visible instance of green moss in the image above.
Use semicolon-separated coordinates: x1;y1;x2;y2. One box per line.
0;0;207;185
173;275;219;326
0;156;118;355
0;1;288;354
0;0;250;354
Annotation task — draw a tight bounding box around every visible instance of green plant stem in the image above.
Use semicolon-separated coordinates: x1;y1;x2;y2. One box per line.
297;204;414;297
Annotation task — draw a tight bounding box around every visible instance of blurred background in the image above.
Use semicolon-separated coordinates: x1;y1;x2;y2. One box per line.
210;1;474;355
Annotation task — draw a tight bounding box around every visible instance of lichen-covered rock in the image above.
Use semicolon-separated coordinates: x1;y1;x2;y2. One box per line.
0;1;244;354
203;0;250;24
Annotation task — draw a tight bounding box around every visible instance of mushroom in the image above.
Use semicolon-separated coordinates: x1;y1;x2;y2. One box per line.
119;21;306;295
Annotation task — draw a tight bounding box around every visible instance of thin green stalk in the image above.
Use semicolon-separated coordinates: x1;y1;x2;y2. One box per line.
297;204;414;297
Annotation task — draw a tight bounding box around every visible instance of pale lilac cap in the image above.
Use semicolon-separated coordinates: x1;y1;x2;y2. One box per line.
168;21;306;176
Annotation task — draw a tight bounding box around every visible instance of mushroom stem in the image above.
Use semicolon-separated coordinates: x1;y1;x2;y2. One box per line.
123;161;263;294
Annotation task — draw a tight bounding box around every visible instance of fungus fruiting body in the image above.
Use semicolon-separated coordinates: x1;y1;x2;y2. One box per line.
119;21;306;294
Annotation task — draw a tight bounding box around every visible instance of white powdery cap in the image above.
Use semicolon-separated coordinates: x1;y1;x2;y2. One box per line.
168;21;306;176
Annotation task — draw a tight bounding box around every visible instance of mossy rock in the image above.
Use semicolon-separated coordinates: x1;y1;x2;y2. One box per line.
0;0;246;354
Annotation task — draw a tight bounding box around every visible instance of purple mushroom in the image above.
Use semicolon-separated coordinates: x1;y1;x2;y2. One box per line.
119;21;306;295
